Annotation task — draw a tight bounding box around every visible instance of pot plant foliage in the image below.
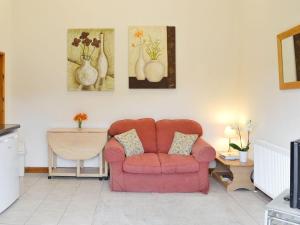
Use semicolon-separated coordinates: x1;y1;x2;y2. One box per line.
229;120;253;152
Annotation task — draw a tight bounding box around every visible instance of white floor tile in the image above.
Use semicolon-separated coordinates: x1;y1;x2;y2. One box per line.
25;209;65;225
59;210;95;225
0;174;270;225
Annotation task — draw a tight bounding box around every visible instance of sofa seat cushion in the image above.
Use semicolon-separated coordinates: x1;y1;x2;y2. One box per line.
123;153;161;174
158;153;199;174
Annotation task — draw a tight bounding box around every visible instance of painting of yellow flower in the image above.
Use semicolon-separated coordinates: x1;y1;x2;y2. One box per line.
128;26;176;89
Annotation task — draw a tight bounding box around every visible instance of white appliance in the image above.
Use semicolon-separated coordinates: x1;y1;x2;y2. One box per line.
0;132;19;213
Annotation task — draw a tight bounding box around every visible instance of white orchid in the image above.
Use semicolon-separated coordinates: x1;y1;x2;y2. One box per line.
229;119;253;152
245;120;253;132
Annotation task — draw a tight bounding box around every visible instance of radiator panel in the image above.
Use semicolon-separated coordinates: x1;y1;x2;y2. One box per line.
254;140;290;199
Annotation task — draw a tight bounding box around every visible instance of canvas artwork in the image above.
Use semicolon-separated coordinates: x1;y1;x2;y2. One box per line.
67;29;114;91
128;26;176;89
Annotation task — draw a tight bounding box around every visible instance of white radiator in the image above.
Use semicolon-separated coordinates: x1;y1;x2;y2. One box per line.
254;140;290;199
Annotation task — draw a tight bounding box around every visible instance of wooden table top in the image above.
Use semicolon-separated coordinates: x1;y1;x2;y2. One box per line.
48;128;107;133
216;153;254;167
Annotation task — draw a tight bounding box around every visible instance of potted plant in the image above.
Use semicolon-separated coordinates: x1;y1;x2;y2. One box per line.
73;113;88;129
229;120;253;163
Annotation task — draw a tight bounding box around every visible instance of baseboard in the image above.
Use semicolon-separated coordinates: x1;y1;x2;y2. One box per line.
25;167;48;173
26;167;210;174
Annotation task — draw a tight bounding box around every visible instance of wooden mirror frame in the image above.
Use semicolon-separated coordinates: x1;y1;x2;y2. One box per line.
277;25;300;90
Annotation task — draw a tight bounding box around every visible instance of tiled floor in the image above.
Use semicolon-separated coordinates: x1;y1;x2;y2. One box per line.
0;174;270;225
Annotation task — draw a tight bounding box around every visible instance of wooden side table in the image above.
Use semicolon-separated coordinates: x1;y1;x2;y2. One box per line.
47;128;108;179
212;153;254;191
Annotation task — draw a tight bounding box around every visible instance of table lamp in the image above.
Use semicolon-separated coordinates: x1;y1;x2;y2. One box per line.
224;125;236;152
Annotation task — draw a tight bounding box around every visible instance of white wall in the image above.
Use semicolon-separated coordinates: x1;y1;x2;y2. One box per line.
0;0;12;55
0;0;12;46
238;0;300;150
7;0;240;166
6;0;300;166
0;0;13;116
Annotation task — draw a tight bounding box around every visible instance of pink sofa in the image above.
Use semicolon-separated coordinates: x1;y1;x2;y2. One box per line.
104;118;216;193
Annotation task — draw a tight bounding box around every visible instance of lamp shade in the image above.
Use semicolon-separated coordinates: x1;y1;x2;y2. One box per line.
224;125;236;138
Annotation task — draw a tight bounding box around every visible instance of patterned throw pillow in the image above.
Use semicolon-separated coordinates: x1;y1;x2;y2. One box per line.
168;131;198;155
115;129;144;157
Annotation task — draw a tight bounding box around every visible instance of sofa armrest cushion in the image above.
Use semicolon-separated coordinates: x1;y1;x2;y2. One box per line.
104;138;126;163
192;138;216;162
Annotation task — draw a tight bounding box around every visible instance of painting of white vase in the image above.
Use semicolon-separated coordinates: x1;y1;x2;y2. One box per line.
67;28;114;91
144;60;165;82
75;58;98;90
135;45;146;80
95;33;109;89
128;26;176;89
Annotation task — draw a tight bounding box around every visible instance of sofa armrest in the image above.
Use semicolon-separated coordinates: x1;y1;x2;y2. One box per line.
104;138;125;163
192;138;216;162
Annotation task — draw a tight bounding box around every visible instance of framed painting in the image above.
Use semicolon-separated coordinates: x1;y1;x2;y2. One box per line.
128;26;176;89
67;28;114;91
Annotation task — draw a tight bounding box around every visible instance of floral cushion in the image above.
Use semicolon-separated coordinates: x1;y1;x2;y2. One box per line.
168;131;198;155
115;129;144;157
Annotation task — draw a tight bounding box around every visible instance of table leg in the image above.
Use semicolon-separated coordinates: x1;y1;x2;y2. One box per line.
99;151;103;177
48;145;53;176
76;160;80;176
99;149;108;178
104;161;108;177
53;153;57;169
227;166;255;191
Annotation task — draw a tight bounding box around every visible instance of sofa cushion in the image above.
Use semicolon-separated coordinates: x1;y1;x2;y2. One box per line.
158;153;199;174
156;119;203;153
169;131;198;155
115;129;144;157
109;118;157;153
123;153;161;174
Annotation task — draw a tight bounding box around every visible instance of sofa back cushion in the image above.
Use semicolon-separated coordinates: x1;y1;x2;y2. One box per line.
156;119;202;153
109;118;157;153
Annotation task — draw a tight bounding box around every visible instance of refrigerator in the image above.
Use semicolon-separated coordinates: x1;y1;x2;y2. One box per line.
0;132;19;213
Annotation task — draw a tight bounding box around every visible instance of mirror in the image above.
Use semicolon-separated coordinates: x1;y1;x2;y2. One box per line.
278;25;300;89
